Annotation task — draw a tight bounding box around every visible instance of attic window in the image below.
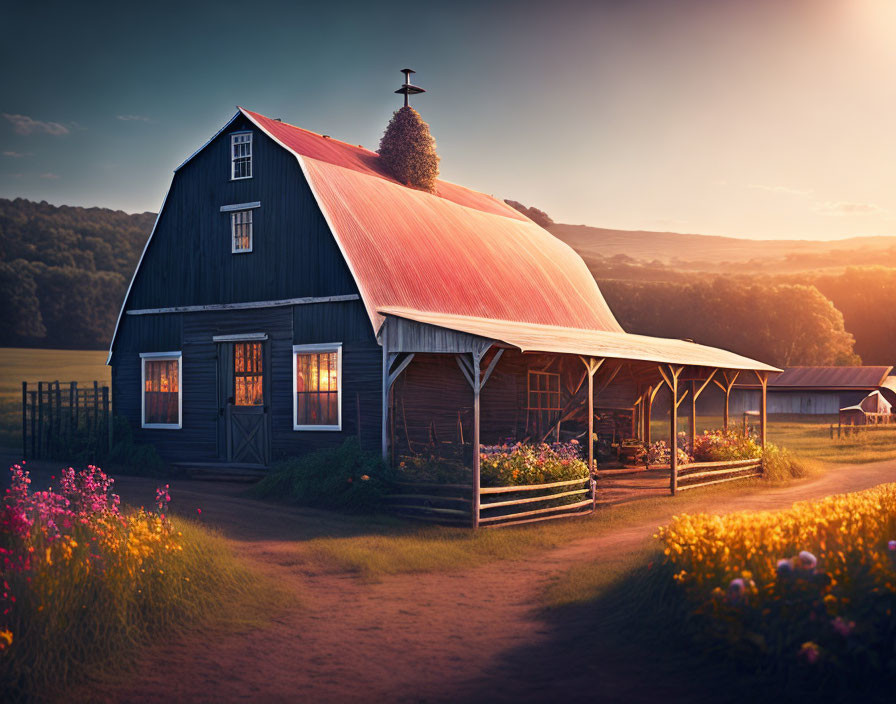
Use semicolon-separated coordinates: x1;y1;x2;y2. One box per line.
231;209;253;253
231;132;252;180
221;202;260;253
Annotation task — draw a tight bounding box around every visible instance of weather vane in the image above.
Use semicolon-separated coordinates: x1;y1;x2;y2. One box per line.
395;68;425;107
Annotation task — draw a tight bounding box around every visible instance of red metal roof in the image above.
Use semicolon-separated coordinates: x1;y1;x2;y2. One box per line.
740;366;893;389
240;108;624;334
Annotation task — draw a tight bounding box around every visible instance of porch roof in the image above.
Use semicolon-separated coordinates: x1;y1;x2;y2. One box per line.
378;307;781;373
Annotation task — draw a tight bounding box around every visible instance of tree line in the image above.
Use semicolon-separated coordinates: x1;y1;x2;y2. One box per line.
1;197;892;368
0;198;154;349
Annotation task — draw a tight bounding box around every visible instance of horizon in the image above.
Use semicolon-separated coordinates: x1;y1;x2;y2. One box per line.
3;0;896;241
8;193;896;246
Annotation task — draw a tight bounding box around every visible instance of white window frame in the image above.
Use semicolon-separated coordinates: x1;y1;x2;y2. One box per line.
230;131;252;180
221;203;260;254
292;343;342;431
140;351;183;430
230;209;254;253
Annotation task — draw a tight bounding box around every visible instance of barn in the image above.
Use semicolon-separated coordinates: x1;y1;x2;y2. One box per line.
730;366;895;416
107;106;778;514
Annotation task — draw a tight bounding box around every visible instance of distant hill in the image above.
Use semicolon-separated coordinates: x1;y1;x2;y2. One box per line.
549;223;896;273
1;197;893;366
0;198;154;349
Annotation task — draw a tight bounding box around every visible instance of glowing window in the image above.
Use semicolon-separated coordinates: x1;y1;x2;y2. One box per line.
234;342;264;406
141;353;182;429
293;344;341;430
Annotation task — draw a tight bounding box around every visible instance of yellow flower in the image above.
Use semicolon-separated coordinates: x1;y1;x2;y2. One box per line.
0;629;12;650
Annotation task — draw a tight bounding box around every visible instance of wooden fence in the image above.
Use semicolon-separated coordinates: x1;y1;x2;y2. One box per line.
385;475;596;527
676;457;763;491
22;381;112;461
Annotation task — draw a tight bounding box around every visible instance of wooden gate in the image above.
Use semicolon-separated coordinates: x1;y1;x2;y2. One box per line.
22;381;111;461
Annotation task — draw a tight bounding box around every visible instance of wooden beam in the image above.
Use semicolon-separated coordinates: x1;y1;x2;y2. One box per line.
127;294;360;316
663;365;684;495
689;379;697;450
480;349;504;388
713;370;740;430
692;369;717;402
580;357;605;477
755;370;768;450
471;348;486;529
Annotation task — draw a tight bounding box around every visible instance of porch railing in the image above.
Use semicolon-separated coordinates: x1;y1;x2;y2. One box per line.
385;475;596;527
675;457;763;492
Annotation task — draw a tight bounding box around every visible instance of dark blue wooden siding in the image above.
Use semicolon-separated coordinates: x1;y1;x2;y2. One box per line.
111;113;382;464
122;113;358;312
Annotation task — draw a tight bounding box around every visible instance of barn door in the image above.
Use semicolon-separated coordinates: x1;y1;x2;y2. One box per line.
218;340;270;465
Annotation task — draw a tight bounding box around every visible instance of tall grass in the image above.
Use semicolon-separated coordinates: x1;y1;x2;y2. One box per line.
0;465;278;702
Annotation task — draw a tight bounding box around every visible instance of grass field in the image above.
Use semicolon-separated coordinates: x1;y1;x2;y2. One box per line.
652;413;896;465
0;348;109;447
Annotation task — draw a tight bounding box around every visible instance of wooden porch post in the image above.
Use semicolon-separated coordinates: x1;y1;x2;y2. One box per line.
472;357;481;529
689;379;697;450
756;370;768;450
457;347;503;530
658;365;683;496
380;327;415;464
381;343;390;461
713;371;740;432
670;370;679;495
723;384;731;431
646;385;655;445
579;357;605;473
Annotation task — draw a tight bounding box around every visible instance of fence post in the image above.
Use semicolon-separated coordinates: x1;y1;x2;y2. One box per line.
55;381;62;456
102;386;111;456
69;382;76;442
21;381;27;460
37;382;44;458
30;391;37;459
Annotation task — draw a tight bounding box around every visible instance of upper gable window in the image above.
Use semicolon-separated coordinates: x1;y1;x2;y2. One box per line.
231;132;252;180
221;202;260;253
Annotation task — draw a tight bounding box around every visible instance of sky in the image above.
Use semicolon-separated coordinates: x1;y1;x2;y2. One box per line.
2;0;896;241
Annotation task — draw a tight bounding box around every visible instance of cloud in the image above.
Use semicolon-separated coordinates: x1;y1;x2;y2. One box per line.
814;201;885;216
2;151;31;158
747;184;814;197
116;114;151;122
747;183;886;218
39;173;59;180
2;113;69;136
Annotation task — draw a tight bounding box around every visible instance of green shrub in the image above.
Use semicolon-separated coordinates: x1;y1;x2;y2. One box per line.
250;439;389;512
395;453;470;484
762;444;814;482
106;415;166;476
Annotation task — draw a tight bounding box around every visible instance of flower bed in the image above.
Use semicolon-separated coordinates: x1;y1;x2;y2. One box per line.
655;484;896;683
0;463;265;700
639;429;761;466
479;440;588;487
690;429;761;462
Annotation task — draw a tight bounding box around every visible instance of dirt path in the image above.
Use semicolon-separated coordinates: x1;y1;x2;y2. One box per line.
12;454;896;703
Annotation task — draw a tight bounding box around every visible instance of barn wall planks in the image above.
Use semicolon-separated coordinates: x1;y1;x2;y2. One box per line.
113;303;381;464
110;112;387;465
394;351;640;455
120;113;359;315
